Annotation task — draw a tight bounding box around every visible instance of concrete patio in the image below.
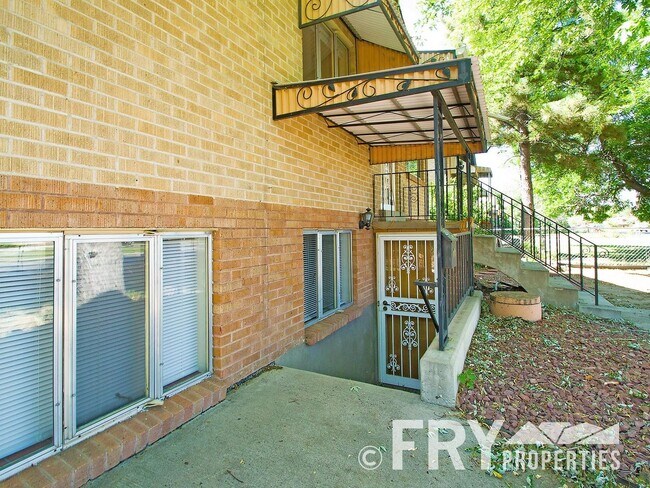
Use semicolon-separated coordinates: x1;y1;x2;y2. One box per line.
85;367;553;487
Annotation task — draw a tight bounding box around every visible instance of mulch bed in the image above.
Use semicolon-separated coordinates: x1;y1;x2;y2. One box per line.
457;299;650;482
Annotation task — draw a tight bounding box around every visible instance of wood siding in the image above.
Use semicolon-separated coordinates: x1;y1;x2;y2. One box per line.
356;40;413;73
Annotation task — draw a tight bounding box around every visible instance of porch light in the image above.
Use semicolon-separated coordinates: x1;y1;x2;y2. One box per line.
359;208;373;230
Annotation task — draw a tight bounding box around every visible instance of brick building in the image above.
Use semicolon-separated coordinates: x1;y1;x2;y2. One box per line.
0;1;489;485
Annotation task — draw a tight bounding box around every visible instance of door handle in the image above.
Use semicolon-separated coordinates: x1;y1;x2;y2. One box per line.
382;300;389;311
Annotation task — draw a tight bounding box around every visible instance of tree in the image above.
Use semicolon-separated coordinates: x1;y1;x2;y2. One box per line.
420;0;650;221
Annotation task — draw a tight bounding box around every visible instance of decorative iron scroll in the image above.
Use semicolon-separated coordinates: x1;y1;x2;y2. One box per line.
389;301;432;314
387;353;400;373
295;69;452;111
401;319;417;350
386;275;399;293
304;0;372;22
421;51;457;63
400;244;416;272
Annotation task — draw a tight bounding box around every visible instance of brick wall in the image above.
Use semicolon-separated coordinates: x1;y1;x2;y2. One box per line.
0;0;379;382
0;174;376;385
0;0;380;483
0;0;372;212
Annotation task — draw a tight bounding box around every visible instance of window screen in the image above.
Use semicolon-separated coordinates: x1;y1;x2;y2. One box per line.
317;25;333;78
339;232;352;306
0;240;55;463
335;37;349;76
321;234;337;314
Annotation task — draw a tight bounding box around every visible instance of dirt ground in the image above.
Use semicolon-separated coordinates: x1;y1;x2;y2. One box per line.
581;268;650;310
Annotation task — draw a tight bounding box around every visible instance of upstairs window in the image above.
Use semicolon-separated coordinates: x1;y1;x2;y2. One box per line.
303;231;353;325
303;24;352;80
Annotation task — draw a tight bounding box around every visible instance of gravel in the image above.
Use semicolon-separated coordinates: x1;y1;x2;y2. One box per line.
457;300;650;482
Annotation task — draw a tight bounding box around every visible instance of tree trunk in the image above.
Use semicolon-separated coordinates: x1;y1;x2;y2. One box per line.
599;136;650;199
515;112;534;246
516;114;535;211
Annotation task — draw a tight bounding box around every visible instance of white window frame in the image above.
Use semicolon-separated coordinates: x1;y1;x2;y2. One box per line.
303;230;353;326
157;232;213;399
64;234;155;442
0;233;63;481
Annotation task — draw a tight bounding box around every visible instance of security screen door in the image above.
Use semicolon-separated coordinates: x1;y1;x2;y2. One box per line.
377;234;437;389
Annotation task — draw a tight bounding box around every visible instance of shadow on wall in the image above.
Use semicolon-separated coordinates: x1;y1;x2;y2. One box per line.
277;305;378;384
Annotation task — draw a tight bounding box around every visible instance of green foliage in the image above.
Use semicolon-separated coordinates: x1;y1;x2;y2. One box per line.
420;0;650;221
458;368;477;389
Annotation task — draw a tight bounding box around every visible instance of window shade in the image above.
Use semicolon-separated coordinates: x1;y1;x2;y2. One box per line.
161;238;207;390
0;241;54;462
339;233;352;306
321;234;337;314
74;241;147;430
303;235;318;322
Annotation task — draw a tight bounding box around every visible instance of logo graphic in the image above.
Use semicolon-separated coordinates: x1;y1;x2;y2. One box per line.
506;422;619;446
358;446;383;470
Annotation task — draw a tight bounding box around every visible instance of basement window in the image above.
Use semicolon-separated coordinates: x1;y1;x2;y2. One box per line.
0;232;212;479
303;231;353;325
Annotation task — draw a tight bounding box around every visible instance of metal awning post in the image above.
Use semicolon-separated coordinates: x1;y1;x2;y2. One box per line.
456;156;464;219
468;152;475;293
433;93;448;350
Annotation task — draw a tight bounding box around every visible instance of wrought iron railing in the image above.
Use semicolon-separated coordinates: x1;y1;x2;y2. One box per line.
372;164;601;305
472;178;600;305
373;167;475;350
372;167;467;222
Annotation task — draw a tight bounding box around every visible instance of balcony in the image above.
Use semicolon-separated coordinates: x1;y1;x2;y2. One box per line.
372;160;472;230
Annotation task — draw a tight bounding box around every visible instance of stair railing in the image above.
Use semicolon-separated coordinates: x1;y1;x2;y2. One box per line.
472;176;600;305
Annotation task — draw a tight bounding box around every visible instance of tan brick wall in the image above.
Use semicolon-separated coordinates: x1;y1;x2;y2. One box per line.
1;174;376;385
0;0;372;212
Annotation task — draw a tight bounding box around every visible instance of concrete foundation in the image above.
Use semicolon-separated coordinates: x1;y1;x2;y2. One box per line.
420;291;483;407
277;305;378;384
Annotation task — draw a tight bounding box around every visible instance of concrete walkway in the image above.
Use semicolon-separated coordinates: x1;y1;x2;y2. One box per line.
86;368;548;487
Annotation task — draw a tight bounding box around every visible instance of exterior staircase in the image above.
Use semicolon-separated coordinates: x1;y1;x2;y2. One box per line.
473;234;581;308
472;175;601;308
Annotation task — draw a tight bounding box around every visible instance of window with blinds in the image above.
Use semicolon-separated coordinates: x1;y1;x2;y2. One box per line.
74;240;148;430
303;234;318;322
303;231;353;325
339;232;352;306
0;239;57;466
0;232;212;477
161;237;209;391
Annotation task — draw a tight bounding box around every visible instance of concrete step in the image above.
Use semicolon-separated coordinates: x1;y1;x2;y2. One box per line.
520;261;548;272
474;234;581;309
547;276;578;290
494;246;521;255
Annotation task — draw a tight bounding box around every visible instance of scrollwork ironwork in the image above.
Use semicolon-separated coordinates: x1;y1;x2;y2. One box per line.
401;319;417;350
294;71;451;111
389;301;431;314
303;0;372;22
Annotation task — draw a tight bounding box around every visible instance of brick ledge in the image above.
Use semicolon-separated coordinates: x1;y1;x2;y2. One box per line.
304;303;366;346
4;377;228;488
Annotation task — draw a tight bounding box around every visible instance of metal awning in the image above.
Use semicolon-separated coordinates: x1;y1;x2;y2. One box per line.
272;57;491;163
299;0;418;63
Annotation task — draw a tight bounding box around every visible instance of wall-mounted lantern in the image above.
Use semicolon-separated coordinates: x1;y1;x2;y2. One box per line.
359;208;373;230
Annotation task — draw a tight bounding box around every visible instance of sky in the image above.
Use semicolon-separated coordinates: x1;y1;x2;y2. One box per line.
398;0;523;197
